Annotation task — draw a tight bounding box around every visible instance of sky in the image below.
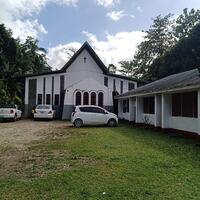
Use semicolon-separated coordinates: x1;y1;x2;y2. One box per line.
1;0;200;70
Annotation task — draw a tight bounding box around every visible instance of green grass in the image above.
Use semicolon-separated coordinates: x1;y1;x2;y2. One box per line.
0;124;200;199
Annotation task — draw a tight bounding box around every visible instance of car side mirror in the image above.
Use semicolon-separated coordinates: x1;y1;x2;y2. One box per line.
104;111;108;114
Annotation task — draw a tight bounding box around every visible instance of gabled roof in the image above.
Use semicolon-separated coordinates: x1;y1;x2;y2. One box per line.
23;41;146;83
117;68;200;98
61;41;108;74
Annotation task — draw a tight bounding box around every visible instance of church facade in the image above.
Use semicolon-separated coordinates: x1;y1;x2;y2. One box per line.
24;42;144;120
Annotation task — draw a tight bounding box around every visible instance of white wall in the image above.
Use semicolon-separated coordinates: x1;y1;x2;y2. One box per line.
167;89;200;134
25;78;29;104
136;96;143;123
169;117;199;133
45;76;52;95
142;114;155;125
129;98;136;121
161;93;171;129
64;77;109;106
66;49;103;74
118;99;130;120
118;97;136;121
155;94;161;127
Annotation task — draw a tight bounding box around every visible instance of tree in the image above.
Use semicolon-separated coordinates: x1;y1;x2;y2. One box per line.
119;8;200;81
119;61;134;76
173;8;200;40
150;23;200;79
120;14;174;80
0;24;51;106
19;36;50;74
108;64;117;74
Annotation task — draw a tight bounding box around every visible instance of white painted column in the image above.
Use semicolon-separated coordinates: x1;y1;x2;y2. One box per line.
198;89;200;135
81;92;84;105
129;97;136;122
155;94;161;127
136;96;143;123
25;78;29;105
161;93;171;129
118;99;122;119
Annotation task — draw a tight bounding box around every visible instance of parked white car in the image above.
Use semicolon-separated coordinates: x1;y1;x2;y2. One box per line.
0;104;22;121
33;105;55;120
71;105;118;128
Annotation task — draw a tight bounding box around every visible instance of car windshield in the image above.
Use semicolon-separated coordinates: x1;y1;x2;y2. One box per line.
36;105;51;109
0;104;16;108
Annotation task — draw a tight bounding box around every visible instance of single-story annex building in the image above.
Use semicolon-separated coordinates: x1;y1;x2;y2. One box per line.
24;42;145;119
117;68;200;136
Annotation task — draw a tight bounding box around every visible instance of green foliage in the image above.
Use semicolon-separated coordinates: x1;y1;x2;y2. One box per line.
108;64;117;74
173;8;200;40
150;23;200;79
119;8;200;81
119;61;134;76
0;24;51;106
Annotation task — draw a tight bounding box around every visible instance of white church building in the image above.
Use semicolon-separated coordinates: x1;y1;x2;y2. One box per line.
24;42;144;120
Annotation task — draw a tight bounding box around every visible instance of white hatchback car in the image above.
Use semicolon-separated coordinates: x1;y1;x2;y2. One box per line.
33;104;55;120
0;104;22;121
71;105;118;128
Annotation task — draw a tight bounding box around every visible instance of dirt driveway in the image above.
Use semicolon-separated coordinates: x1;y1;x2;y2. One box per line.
0;119;71;149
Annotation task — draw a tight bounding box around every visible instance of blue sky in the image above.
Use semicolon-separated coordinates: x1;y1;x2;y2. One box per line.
1;0;200;69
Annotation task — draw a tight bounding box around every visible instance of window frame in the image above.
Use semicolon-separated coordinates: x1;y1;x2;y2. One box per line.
91;92;96;105
37;94;42;105
104;77;108;87
143;96;155;114
83;92;89;105
98;92;104;107
128;82;135;91
75;91;82;106
54;94;60;105
120;81;123;94
172;91;198;118
46;94;51;105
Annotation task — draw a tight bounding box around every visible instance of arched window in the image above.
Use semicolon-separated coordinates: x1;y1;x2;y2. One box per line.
98;92;104;107
75;92;82;105
91;92;96;105
83;92;89;105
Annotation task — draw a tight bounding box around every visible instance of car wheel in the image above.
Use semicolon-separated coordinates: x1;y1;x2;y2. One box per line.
108;119;117;127
74;119;83;128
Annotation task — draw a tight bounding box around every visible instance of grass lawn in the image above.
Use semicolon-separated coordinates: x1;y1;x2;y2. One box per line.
0;123;200;199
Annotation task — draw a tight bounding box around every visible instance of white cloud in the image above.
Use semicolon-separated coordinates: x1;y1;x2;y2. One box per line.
8;19;48;42
107;10;125;21
47;30;145;70
96;0;120;7
0;0;79;41
47;42;81;69
136;6;143;13
107;10;134;21
82;30;145;68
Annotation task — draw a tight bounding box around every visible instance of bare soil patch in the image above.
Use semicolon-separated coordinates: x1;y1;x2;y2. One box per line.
0;119;71;149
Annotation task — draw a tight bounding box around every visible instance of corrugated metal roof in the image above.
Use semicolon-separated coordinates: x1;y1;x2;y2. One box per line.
117;69;200;98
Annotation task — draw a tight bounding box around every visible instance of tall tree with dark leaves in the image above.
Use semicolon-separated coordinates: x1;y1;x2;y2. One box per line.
173;8;200;40
119;8;200;81
0;24;51;105
120;14;174;81
150;23;200;79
